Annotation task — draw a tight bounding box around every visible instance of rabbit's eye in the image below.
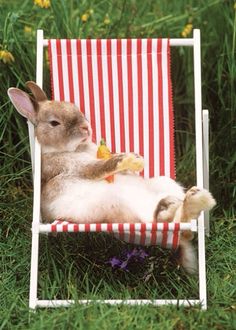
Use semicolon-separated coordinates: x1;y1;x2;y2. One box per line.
50;120;60;127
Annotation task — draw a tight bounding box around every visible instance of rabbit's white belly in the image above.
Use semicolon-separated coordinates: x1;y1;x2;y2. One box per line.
46;175;184;223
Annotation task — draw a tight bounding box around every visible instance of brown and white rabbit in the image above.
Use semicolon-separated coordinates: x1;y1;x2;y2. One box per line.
8;81;216;273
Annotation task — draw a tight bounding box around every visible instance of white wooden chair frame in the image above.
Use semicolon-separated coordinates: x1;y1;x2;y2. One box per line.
28;29;210;310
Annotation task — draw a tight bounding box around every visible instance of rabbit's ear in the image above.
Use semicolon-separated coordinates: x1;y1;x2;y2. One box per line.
8;87;38;124
25;81;48;102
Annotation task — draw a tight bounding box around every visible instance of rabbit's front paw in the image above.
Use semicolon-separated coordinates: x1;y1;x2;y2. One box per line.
117;153;144;172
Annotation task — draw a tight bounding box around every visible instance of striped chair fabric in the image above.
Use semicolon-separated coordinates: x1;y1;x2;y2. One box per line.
47;38;180;248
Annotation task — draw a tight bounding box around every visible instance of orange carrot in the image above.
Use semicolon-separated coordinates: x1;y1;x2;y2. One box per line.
97;139;114;183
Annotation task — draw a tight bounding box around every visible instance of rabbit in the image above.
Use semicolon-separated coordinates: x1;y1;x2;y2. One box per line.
8;81;216;273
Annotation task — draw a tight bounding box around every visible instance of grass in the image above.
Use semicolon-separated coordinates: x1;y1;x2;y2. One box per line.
1;200;236;329
0;0;236;329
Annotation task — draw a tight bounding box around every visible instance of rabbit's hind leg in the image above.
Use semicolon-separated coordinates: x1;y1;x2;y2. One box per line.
176;238;198;274
181;186;216;221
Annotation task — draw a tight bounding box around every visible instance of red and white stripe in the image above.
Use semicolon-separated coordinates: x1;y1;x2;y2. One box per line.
40;221;180;249
48;38;175;179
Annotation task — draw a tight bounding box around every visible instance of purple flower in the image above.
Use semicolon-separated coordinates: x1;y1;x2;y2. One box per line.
120;260;129;270
126;248;148;260
139;250;149;259
108;257;122;268
107;248;148;271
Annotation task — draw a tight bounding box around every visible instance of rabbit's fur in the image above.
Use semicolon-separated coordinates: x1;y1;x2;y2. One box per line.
8;82;216;273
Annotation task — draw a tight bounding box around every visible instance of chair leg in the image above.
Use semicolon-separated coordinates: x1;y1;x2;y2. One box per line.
198;213;207;310
29;231;39;309
203;109;210;235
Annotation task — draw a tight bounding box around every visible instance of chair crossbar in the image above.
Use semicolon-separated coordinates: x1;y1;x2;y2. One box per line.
36;299;201;308
43;38;195;47
38;220;197;233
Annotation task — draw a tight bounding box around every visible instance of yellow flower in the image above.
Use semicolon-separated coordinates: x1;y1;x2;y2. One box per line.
234;2;236;10
104;14;111;25
181;23;193;37
24;26;32;34
0;50;15;64
81;9;94;23
81;13;89;22
34;0;50;9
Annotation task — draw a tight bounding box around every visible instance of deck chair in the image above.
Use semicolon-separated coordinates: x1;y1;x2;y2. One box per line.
27;29;209;309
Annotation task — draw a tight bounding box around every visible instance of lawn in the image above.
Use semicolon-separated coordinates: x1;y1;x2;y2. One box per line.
0;0;236;329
